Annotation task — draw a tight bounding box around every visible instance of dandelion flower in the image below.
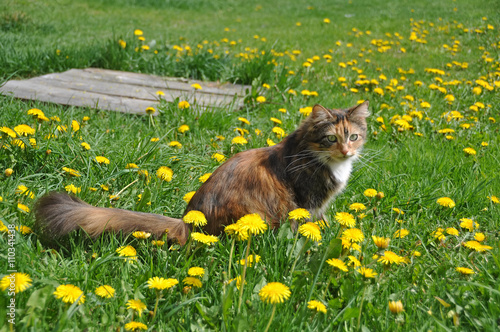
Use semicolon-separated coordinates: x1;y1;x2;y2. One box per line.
308;300;327;313
334;212;356;227
463;241;492;252
178;100;190;109
258;282;291;304
191;83;202;90
183;210;207;227
232;136;248;145
0;273;32;293
169;141;182;148
183;191;196;203
388;300;404;314
81;142;91;150
298;222;322;242
488;195;499;204
147;277;178;290
288;208;311;222
125;321;148;331
156;166;173;182
62;167;81;177
95;156;110;164
459;218;479;231
17;203;30;213
364;188;378;197
178;124;189;133
349;203;366;212
95;285;115;298
474;232;486;242
372;236;390;249
53;284;85;305
238;117;250;125
393;229;409;238
463;147;477;156
126;299;147;317
348;256;362;267
183;277;202;288
272;127;285;138
237;213;267;235
437;197;455;208
15;225;32;235
224;223;249;241
188;267;205;277
116;245;137;263
132;231;151;239
456;267;475;275
239;254;261;267
326;258;348;272
199;173;212;183
64;184;81;195
357;267;377;278
211;153;226;162
191;232;219;245
341;228;364;243
256;96;266;103
378;250;405;265
14;124;35;136
446;227;459;236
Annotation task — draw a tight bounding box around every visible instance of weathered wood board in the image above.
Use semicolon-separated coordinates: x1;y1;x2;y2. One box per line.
0;68;250;115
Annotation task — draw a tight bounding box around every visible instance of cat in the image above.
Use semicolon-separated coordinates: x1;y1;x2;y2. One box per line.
34;101;369;245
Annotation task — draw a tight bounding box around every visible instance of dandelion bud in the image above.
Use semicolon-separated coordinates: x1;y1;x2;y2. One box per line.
389;300;404;314
376;191;385;200
5;168;13;177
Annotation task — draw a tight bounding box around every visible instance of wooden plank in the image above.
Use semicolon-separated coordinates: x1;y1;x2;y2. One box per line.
0;79;157;115
27;75;239;107
0;68;248;114
82;68;250;96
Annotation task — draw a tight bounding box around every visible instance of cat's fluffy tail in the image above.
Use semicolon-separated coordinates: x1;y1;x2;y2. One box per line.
34;192;189;245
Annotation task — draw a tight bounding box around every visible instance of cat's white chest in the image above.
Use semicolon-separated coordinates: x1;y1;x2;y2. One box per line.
330;159;353;185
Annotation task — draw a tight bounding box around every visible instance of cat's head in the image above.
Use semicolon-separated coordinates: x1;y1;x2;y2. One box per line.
301;101;370;163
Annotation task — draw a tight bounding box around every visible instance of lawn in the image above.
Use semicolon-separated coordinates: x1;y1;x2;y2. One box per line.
1;0;499;331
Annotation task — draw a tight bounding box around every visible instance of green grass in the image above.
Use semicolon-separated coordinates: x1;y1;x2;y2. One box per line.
1;0;500;330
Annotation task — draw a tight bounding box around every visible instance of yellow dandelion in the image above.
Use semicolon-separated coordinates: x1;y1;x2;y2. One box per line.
183;191;196;204
272;127;286;138
349;203;366;212
95;156;110;164
372;236;390;249
348;255;362;267
232;136;248;145
178;124;190;133
199;173;212;183
191;83;202;90
357;267;378;278
288;208;311;222
459;218;479;231
437;197;455;208
446;227;459;236
308;300;327;313
463;241;492;252
132;231;151;239
81;142;91;150
126;299;147;317
145;107;156;115
178;100;190;109
258;282;291;304
298;222;322;242
53;284;85;305
474;232;486;242
334;212;356;227
388;300;404;314
378;250;405;265
15;225;32;235
14;124;35;136
188;267;205;277
239;254;261;267
341;228;364;243
326;258;348;272
125;321;148;331
95;285;115;298
211;153;226;162
256;96;266;103
17;203;30;213
393;229;410;238
237;213;267;235
183;210;207;227
1;127;17;138
116;245;137;263
169;141;182;148
238;117;250;125
456;267;475;275
147;277;178;290
224;223;249;241
0;273;32;294
487;195;499;204
156;166;173;182
191;232;219;245
363;188;378;197
183;277;202;288
62;167;81;177
64;184;81;195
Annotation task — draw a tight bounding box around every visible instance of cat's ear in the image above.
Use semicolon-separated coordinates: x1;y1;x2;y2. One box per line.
311;104;336;122
347;100;370;120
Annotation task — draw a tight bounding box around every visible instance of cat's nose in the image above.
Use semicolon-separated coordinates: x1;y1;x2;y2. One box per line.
341;149;349;156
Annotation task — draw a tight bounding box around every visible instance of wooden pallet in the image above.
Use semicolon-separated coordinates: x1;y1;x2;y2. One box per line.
0;68;250;115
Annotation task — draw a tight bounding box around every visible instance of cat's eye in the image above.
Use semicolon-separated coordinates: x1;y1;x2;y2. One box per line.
326;135;338;143
350;134;359;141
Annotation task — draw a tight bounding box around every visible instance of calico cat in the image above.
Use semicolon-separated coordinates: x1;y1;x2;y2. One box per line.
34;101;369;245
